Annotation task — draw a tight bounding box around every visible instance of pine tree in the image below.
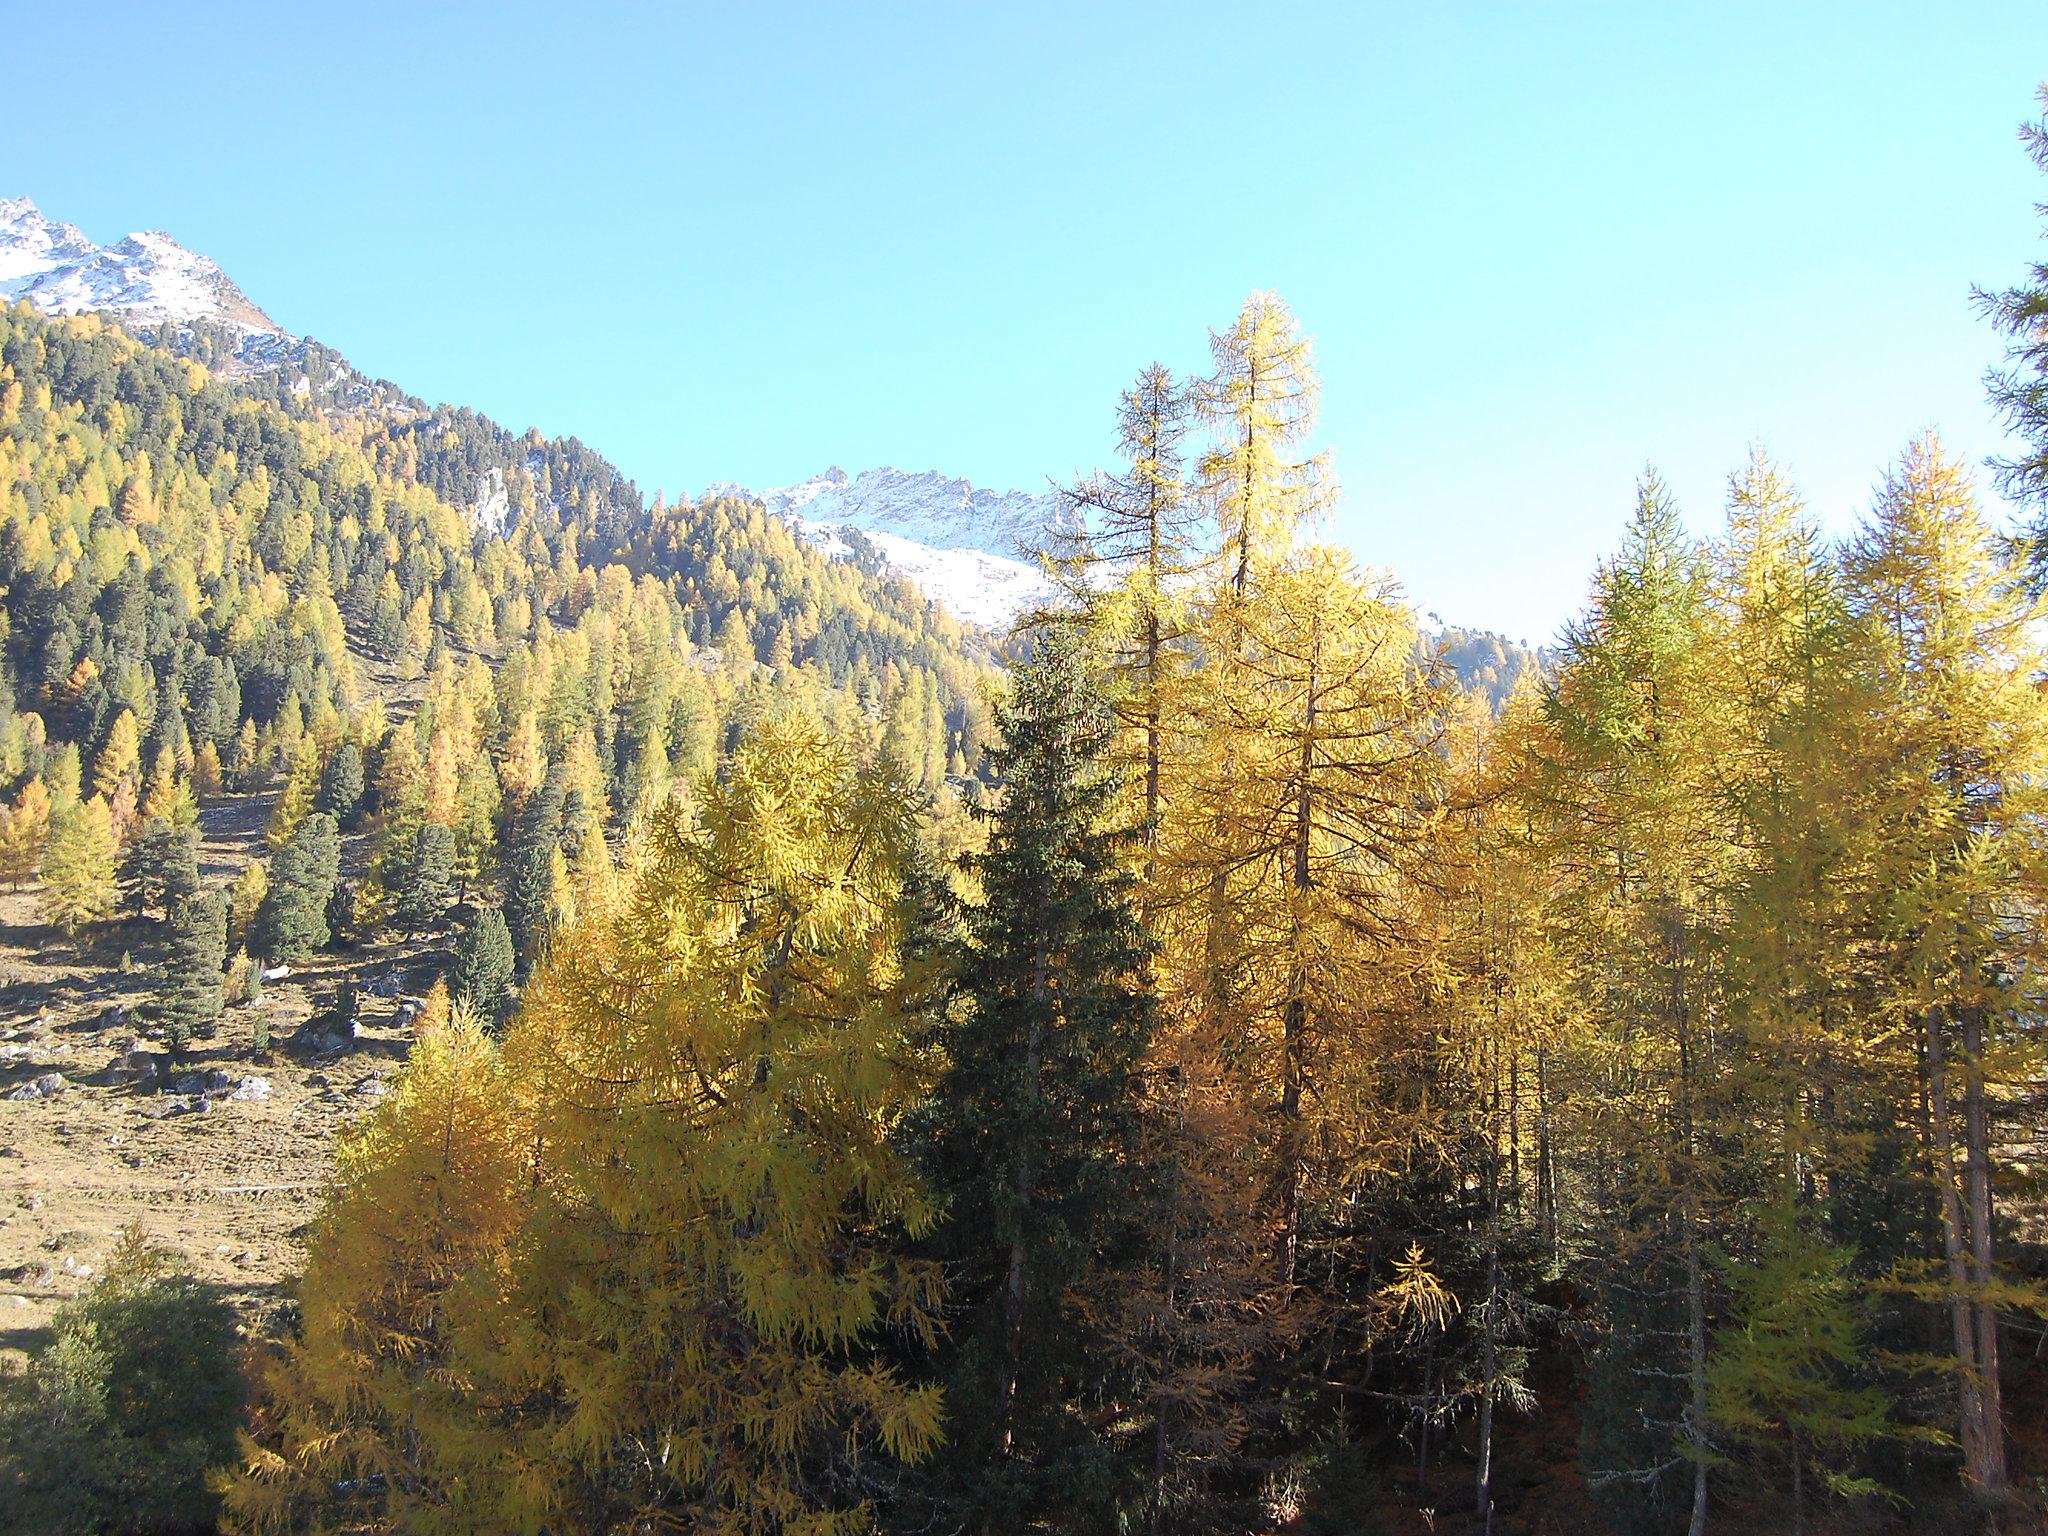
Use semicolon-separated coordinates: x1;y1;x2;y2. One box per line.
906;627;1159;1534
396;822;455;933
162;891;228;1051
125;814;198;919
316;740;364;825
500;772;564;971
252;812;341;962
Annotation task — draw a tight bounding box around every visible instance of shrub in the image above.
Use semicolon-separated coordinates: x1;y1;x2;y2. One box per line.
0;1230;245;1534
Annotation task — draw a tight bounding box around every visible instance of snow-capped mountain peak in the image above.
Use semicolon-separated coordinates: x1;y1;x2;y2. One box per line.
747;465;1068;564
0;196;283;335
711;466;1073;630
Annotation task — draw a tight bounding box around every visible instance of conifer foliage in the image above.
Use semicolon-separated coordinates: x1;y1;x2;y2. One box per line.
904;626;1160;1533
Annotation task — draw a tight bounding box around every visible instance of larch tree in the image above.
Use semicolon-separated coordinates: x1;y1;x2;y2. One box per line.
1539;474;1725;1536
41;793;119;934
1186;546;1448;1290
1843;435;2048;1497
1196;292;1332;610
1048;362;1205;879
0;775;51;889
224;987;524;1535
418;709;947;1534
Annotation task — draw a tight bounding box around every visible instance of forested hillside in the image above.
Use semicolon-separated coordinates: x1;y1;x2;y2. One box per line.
0;301;1001;1007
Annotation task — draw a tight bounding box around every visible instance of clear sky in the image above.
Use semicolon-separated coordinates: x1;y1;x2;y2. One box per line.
7;2;2045;644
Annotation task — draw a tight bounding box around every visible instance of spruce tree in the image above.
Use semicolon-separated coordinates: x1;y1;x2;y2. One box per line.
904;627;1159;1534
451;906;515;1024
501;772;565;972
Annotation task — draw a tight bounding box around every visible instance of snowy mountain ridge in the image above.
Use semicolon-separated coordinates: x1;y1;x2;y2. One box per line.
0;197;284;336
710;466;1071;630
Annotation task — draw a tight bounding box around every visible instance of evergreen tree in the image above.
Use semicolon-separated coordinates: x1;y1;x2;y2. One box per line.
451;906;515;1024
163;891;228;1051
905;628;1159;1534
1975;86;2048;585
500;772;565;971
317;740;365;825
126;814;198;919
252;812;341;962
0;1232;245;1536
396;822;455;933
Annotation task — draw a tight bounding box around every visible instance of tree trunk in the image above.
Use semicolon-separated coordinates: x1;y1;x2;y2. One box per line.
1961;1003;2007;1492
1673;919;1709;1536
1923;1010;1988;1484
996;932;1050;1456
1277;642;1316;1290
1476;1073;1500;1523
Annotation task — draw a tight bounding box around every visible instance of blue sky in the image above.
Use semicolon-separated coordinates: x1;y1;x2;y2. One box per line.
7;2;2045;643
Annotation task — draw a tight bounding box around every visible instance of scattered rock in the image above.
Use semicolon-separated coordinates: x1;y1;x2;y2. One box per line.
260;964;292;982
306;1074;328;1088
354;1077;389;1099
6;1072;65;1101
395;997;423;1026
230;1076;272;1101
140;1095;213;1119
172;1068;235;1096
233;1250;258;1266
366;972;401;998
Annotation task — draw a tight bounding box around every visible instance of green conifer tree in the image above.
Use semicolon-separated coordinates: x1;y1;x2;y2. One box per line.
904;627;1159;1534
